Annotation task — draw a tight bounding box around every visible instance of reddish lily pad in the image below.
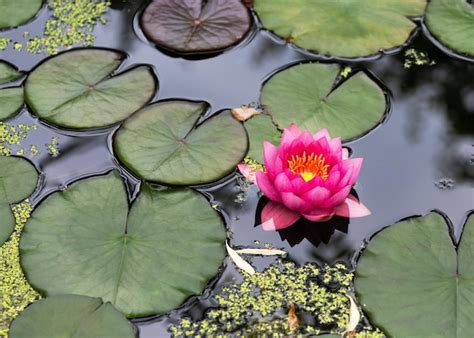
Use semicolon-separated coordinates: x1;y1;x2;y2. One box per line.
141;0;251;53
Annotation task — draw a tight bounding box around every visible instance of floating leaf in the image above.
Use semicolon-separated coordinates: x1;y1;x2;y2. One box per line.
25;48;157;129
0;0;43;29
0;156;38;245
231;107;260;121
114;101;248;185
244;114;281;162
0;87;24;121
343;295;360;335
253;0;426;58
9;295;135;338
20;172;226;317
288;303;299;333
226;241;255;275
235;247;286;256
355;212;474;336
261;63;386;140
141;0;251;53
425;0;474;58
0;61;23;84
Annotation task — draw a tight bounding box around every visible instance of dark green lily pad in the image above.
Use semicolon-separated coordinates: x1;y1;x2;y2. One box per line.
114;101;248;185
355;212;474;336
141;0;251;53
9;295;135;338
261;63;386;140
0;0;43;30
244;114;281;162
20;171;226;317
0;156;38;245
25;48;157;129
0;87;24;121
425;0;474;58
0;61;23;84
254;0;426;58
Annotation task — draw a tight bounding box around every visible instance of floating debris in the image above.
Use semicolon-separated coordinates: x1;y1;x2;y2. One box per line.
434;178;455;190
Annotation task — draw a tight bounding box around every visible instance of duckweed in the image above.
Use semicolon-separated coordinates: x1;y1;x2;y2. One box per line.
0;123;37;157
0;202;41;337
46;136;60;157
170;261;382;337
0;38;10;51
403;49;436;69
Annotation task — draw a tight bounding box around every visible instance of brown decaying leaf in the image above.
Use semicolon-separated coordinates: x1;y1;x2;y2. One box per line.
231;107;260;121
288;303;299;332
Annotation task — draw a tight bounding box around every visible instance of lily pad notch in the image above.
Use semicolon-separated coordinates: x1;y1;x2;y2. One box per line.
0;60;25;121
24;48;158;129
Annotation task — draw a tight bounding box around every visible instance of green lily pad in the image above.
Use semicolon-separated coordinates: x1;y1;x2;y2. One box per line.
0;156;38;245
0;61;23;84
25;48;157;129
355;212;474;337
141;0;251;53
253;0;426;58
9;295;135;338
425;0;474;58
0;87;24;121
20;171;226;317
114;101;248;185
0;0;43;30
261;63;386;140
244;114;281;162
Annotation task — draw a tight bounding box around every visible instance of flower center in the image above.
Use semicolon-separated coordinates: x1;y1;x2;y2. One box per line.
287;152;330;182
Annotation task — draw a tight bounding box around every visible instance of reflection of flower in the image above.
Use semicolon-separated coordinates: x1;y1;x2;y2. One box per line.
256;124;370;231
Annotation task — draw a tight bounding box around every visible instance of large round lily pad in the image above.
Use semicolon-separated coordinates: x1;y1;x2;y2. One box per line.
254;0;426;58
0;0;43;30
0;156;38;245
425;0;474;58
25;48;157;129
20;171;226;317
355;212;474;336
9;295;135;338
114;101;248;185
261;63;387;140
244;114;281;162
141;0;251;53
0;87;24;121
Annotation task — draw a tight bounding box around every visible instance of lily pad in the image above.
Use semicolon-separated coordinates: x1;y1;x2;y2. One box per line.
425;0;474;58
25;48;157;129
254;0;426;58
9;295;135;338
261;63;386;140
244;114;281;162
0;0;43;30
20;171;226;317
0;61;23;84
114;101;248;185
141;0;251;53
0;156;38;245
355;212;474;336
0;87;24;121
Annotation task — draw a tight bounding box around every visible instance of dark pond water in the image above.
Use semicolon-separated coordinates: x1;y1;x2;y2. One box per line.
1;1;473;336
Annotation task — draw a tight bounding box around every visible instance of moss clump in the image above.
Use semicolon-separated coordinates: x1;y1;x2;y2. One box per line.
0;201;41;337
0;123;37;157
170;262;369;337
26;0;111;55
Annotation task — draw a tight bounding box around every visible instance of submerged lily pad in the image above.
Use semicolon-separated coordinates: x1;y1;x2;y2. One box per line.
261;63;386;140
9;295;135;338
114;101;248;185
254;0;425;58
0;0;43;30
355;212;474;336
20;172;226;317
25;48;157;129
0;88;24;121
141;0;251;53
0;156;38;245
0;61;23;84
425;0;474;58
244;114;281;162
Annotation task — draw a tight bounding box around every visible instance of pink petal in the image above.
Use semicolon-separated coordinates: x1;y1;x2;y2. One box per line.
324;169;341;191
290;176;312;196
301;186;331;206
237;163;256;184
329;137;342;154
300;131;314;146
281;191;313;212
302;208;335;222
342;148;349;160
346;158;363;186
313;128;330;141
256;171;281;202
261;201;301;231
321;185;352;208
274;172;292;192
281;123;302;144
334;194;371;218
263;141;279;179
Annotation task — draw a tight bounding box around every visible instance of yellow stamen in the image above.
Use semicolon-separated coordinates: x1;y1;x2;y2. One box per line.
287;152;330;182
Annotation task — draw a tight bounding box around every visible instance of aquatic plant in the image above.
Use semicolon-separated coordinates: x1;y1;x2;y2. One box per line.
256;124;370;230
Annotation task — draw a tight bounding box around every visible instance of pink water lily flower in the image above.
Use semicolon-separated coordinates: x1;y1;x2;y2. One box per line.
256;124;370;231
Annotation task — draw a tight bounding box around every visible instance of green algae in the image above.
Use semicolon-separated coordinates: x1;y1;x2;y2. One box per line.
0;38;10;51
0;122;37;157
170;261;382;337
0;201;41;337
403;49;436;69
